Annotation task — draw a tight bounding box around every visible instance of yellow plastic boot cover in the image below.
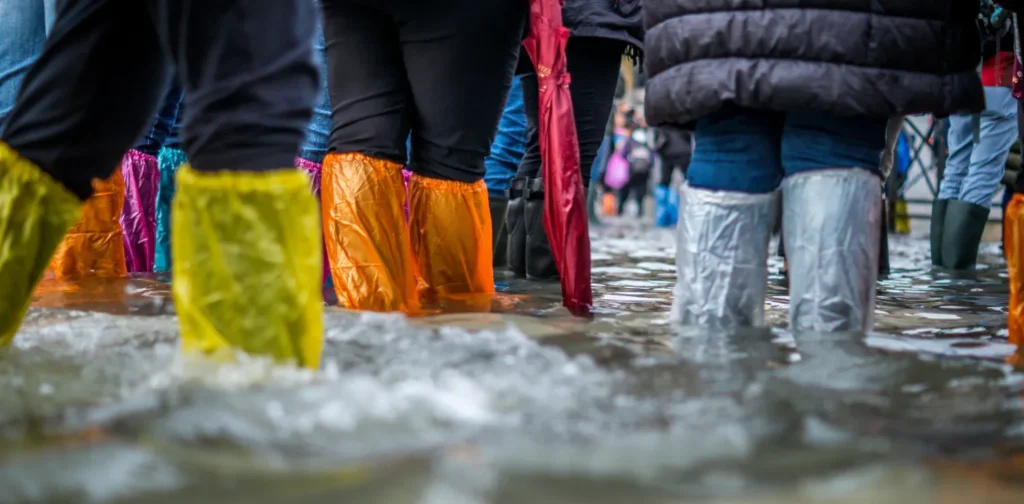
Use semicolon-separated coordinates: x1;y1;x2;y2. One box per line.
1007;193;1024;366
321;153;419;313
409;174;494;310
0;142;82;345
48;170;127;280
172;166;323;368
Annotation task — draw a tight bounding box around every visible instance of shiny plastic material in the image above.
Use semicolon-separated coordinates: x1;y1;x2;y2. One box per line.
1006;193;1024;354
409;174;494;309
120;149;159;272
321;153;419;313
0;142;82;345
297;157;331;286
524;0;593;316
783;168;881;333
155;147;187;273
172;166;323;368
671;184;776;328
48;171;127;280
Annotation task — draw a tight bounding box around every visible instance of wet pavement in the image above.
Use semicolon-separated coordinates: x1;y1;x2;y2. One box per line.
3;221;1024;503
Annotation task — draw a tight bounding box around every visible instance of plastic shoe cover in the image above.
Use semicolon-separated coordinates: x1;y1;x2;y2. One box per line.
48;171;127;280
155;147;187;273
1007;193;1024;351
0;142;82;345
671;184;776;328
321;153;419;313
409;174;494;310
783;168;881;333
297;157;331;287
172;166;323;368
120;149;159;272
654;185;679;228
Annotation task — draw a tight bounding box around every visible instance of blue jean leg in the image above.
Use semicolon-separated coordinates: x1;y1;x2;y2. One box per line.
484;77;527;197
134;81;183;156
939;87;1017;208
687;106;784;193
0;0;56;132
300;28;331;164
781;112;887;177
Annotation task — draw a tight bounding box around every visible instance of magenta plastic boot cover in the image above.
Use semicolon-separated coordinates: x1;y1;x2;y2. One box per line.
297;157;331;286
120;149;160;272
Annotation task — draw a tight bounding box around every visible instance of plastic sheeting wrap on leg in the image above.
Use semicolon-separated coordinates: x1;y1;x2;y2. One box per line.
155;147;187;273
48;171;127;280
321;153;419;313
1006;193;1024;365
409;175;494;311
0;142;82;345
783;168;881;333
172;166;323;368
120;149;160;272
671;184;776;328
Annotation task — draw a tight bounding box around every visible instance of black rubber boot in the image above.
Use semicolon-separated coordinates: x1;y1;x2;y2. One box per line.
940;200;990;270
930;199;950;266
524;178;559;280
879;195;890;278
489;195;509;269
506;178;528;278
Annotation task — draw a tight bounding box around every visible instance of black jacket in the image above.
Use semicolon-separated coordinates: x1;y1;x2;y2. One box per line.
643;0;985;126
564;0;645;58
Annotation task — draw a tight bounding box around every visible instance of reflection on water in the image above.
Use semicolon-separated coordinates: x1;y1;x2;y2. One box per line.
0;225;1022;503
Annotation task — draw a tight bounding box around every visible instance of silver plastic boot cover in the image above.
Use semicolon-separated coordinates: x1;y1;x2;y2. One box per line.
672;184;777;328
783;168;881;333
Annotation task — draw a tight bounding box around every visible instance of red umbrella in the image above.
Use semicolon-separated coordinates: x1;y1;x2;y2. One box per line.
522;0;593;316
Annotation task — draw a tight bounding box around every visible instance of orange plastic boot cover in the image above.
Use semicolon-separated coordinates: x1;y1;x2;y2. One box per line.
48;171;127;280
409;174;494;308
321;153;419;313
1007;193;1024;365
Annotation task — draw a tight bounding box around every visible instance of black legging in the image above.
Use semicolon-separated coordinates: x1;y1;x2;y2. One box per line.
516;37;626;186
1;0;319;201
319;0;527;182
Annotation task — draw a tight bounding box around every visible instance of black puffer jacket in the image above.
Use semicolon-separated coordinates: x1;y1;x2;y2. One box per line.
564;0;645;58
644;1;985;126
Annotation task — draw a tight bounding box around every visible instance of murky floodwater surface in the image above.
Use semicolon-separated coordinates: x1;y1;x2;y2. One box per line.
3;223;1024;503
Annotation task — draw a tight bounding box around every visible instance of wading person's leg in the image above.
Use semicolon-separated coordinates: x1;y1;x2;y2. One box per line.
781;112;888;333
0;0;170;344
154;0;323;368
318;1;420;313
673;106;783;328
511;37;625;280
399;0;527;309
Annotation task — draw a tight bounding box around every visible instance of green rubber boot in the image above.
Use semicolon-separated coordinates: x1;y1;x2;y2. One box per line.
940;200;990;270
930;199;949;266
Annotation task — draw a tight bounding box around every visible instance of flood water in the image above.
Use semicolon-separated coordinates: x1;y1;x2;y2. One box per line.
4;222;1024;503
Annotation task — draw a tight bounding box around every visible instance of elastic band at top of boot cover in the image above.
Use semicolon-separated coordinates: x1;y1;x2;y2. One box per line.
783;168;881;333
671;183;777;328
507;177;528;199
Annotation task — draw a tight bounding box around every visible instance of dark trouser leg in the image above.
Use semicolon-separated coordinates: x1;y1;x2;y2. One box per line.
0;0;168;341
2;0;169;200
154;0;318;172
518;36;626;184
317;1;419;312
150;0;323;367
397;0;526;300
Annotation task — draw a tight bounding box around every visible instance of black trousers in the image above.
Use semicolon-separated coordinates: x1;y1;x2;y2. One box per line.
1;0;319;200
517;37;626;187
658;154;691;186
319;0;527;182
